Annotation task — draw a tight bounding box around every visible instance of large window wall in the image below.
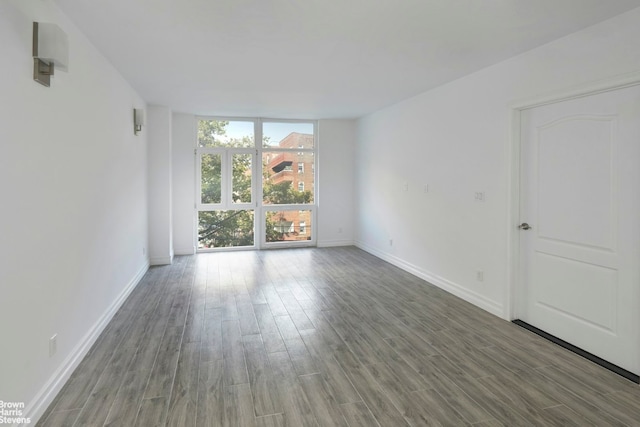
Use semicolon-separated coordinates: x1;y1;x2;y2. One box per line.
196;118;317;250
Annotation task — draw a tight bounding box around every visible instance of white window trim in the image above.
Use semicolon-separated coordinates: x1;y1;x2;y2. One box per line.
195;117;318;251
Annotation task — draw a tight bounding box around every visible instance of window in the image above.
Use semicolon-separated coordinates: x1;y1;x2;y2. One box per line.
197;119;316;248
265;209;312;242
196;119;256;249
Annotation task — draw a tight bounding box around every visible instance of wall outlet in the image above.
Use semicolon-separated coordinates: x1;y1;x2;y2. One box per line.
474;191;486;202
403;182;409;192
338;227;343;234
476;271;484;282
424;184;429;193
142;247;146;256
49;334;57;357
389;239;393;246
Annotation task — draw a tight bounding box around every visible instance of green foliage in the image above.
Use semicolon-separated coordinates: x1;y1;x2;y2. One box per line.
262;181;313;242
198;120;254;248
265;211;288;243
197;120;228;147
201;153;221;204
199;210;254;248
198;119;254;148
232;153;252;203
263;181;312;205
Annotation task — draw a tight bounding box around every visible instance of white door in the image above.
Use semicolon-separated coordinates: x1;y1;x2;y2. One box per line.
519;85;640;375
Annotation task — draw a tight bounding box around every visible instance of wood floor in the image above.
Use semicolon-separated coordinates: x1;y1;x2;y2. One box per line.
38;247;640;426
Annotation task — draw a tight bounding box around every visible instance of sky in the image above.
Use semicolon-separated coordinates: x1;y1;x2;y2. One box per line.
223;120;313;146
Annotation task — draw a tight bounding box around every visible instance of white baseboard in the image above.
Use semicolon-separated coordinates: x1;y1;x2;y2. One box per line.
25;261;150;426
173;246;196;256
355;241;503;318
317;239;354;248
150;255;173;265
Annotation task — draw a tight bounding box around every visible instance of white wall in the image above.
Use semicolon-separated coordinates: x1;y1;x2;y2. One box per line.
147;106;174;264
0;0;148;422
170;117;356;249
172;113;196;254
317;120;357;247
355;7;640;318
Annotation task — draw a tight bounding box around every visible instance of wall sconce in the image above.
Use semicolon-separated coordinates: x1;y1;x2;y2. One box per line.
134;109;145;135
33;22;69;87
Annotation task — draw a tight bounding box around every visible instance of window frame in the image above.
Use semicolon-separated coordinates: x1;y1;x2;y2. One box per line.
195;117;318;251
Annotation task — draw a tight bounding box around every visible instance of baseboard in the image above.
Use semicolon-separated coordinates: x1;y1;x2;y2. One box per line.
317;239;355;248
355;241;503;318
173;246;196;256
150;255;173;265
24;261;150;426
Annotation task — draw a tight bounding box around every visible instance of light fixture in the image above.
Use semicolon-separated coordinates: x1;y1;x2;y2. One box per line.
133;109;144;135
33;22;69;87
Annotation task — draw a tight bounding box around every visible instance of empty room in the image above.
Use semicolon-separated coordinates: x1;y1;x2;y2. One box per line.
3;0;640;425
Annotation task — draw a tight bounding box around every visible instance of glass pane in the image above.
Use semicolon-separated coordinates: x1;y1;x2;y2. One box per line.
263;122;314;149
201;153;221;204
262;151;314;204
266;210;312;242
232;153;252;204
198;119;255;148
198;210;254;248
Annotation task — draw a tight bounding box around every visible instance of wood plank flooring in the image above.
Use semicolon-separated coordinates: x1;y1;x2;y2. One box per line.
37;247;640;426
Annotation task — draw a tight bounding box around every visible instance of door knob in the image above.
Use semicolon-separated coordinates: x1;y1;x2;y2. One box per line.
518;223;531;230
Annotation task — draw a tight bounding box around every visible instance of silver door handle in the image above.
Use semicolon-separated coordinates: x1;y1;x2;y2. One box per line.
518;223;532;230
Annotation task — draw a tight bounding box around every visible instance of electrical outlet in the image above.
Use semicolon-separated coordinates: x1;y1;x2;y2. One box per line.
476;271;484;282
424;184;429;193
49;334;57;357
389;239;393;246
142;247;146;256
338;227;343;234
403;182;409;192
474;191;485;202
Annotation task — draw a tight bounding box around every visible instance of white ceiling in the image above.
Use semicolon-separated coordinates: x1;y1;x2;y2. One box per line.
54;0;640;119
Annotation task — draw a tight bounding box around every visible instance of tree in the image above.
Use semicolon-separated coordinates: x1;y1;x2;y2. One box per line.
198;120;254;248
262;176;313;243
262;181;312;205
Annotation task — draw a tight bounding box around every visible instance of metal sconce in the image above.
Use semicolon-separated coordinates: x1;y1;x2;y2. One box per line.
134;109;144;135
33;22;69;87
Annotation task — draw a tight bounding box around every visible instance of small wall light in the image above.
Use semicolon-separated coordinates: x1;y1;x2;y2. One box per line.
134;109;145;135
33;22;69;87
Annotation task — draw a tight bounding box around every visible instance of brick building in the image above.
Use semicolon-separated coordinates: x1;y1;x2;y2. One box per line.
265;132;314;241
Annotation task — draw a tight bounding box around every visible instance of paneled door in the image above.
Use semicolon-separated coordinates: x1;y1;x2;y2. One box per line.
519;85;640;374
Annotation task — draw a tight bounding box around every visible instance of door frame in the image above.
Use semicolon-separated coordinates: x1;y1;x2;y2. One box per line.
195;145;258;252
260;118;318;249
507;71;640;323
